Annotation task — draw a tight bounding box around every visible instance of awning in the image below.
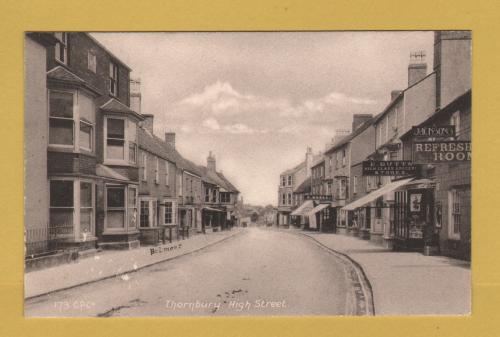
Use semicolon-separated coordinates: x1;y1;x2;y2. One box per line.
290;200;314;216
307;203;330;216
203;207;225;212
342;177;414;211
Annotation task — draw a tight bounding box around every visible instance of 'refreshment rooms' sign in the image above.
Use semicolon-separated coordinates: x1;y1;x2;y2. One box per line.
413;141;471;163
362;161;417;176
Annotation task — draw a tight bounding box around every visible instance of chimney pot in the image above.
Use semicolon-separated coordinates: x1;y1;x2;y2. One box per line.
408;50;428;86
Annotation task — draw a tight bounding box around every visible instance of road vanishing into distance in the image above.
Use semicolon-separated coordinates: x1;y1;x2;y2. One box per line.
26;227;364;317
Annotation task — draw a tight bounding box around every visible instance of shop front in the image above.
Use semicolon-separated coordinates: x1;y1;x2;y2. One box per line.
393;179;437;253
202;207;225;232
290;200;314;229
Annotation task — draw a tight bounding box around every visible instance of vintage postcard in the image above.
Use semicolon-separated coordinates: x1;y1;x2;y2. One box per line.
24;31;471;317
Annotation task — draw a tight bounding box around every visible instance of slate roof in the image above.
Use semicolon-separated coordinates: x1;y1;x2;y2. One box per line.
100;98;144;120
47;66;101;95
137;127;203;177
293;178;311;194
281;161;306;175
216;172;239;193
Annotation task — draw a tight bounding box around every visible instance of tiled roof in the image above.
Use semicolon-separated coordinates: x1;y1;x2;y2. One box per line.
137;127;203;177
100;98;143;119
281;161;306;175
216;172;239;193
47;66;101;95
293;178;311;194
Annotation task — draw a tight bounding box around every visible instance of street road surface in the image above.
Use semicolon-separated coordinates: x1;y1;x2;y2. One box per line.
25;228;354;317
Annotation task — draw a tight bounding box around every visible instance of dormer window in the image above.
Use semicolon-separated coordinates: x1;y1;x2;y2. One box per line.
54;32;68;65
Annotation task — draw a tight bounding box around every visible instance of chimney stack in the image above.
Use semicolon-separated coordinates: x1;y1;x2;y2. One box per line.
130;78;141;113
165;132;176;149
408;51;427;87
305;147;313;177
352;114;373;131
142;114;154;134
207;151;216;172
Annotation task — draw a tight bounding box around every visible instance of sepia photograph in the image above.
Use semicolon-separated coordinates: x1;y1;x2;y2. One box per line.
24;30;471;317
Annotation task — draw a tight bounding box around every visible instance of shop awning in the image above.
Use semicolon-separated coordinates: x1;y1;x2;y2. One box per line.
307;203;330;216
290;200;314;216
342;177;414;211
203;207;225;212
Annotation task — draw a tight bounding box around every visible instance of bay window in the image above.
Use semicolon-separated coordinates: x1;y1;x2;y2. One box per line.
106;186;126;229
50;179;95;240
105;185;138;231
49;91;74;146
49;90;95;153
104;117;138;164
106;118;125;160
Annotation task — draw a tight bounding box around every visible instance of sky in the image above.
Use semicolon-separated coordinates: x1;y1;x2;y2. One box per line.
91;31;434;206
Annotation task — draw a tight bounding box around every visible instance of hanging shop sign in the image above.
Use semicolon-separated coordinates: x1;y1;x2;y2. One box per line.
362;160;418;176
412;125;455;138
413;141;471;163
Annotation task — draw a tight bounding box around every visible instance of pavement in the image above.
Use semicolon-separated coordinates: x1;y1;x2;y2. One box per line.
297;230;471;315
25;228;358;317
25;228;243;299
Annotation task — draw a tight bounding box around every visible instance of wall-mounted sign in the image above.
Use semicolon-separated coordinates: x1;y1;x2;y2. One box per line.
412;125;455;138
362;160;418;176
413;141;471;163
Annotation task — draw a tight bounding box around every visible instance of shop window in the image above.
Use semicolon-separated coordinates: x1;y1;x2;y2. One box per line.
54;32;68;65
49;91;74;146
451;111;461;137
87;50;97;73
375;198;383;218
109;61;118;96
448;189;462;239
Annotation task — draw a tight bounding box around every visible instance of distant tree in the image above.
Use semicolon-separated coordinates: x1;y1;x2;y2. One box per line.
250;212;259;222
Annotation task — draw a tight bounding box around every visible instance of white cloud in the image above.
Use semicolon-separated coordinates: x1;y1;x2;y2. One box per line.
202;118;221;130
223;123;256;134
